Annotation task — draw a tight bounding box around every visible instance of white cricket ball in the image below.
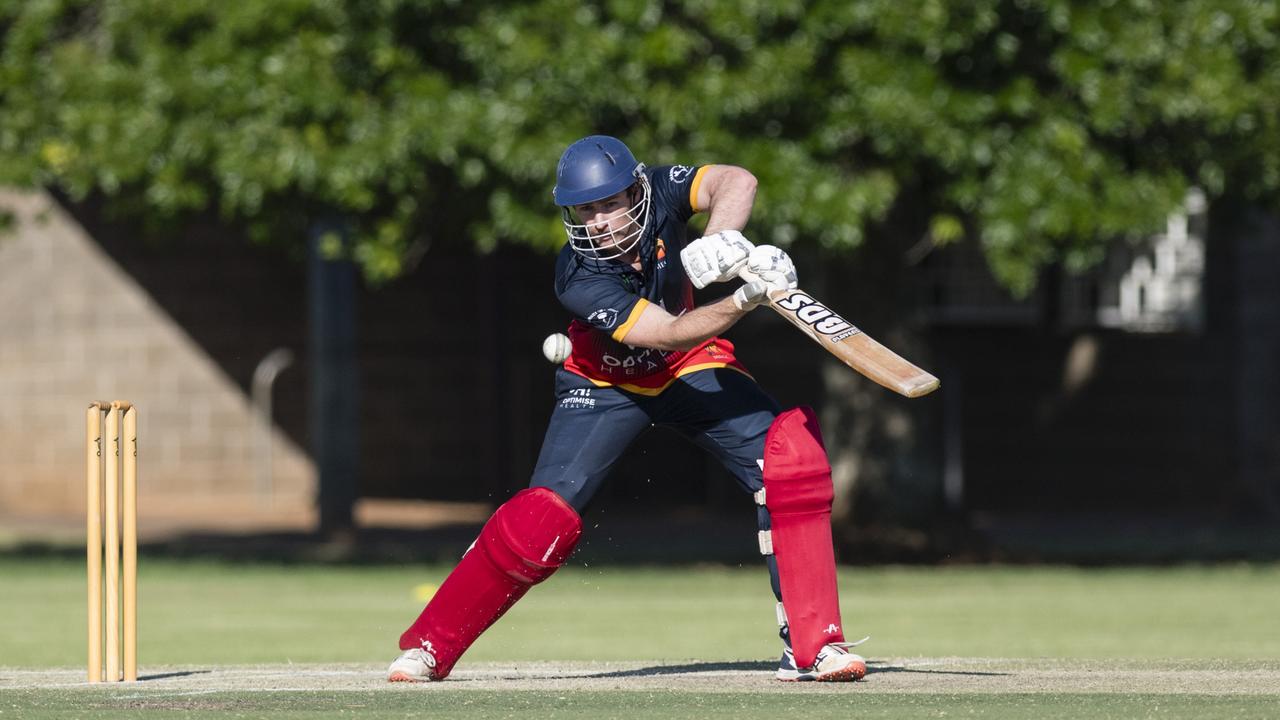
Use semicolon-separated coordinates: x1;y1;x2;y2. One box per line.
542;333;572;364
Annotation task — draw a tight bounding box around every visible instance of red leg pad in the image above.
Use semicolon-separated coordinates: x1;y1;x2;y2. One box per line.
398;487;582;678
764;407;844;669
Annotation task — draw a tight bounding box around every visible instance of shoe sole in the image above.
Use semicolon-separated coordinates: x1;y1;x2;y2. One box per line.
817;660;867;682
776;659;867;682
387;671;435;683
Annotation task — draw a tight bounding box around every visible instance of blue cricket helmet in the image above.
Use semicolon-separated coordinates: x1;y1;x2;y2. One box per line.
553;135;642;206
553;135;653;260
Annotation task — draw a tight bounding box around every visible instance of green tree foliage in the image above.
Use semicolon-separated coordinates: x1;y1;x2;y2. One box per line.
2;0;1277;291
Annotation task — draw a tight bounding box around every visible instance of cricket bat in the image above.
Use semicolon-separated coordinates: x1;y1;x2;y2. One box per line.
754;284;940;398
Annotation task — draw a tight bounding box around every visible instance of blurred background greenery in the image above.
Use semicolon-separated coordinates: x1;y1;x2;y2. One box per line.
3;0;1276;290
1;1;1278;553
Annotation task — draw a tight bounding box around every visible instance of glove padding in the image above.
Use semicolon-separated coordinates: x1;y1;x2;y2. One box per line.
732;245;798;310
745;244;798;289
732;279;772;310
681;230;754;289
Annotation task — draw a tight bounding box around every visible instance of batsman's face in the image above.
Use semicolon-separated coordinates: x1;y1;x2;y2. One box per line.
572;189;636;249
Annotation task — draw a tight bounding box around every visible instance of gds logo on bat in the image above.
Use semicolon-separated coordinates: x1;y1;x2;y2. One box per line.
775;292;862;342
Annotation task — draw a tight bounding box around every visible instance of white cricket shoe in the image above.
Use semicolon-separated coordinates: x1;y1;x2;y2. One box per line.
776;642;867;682
387;647;440;683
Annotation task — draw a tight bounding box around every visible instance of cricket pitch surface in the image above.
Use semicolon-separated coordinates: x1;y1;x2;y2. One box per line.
7;658;1280;694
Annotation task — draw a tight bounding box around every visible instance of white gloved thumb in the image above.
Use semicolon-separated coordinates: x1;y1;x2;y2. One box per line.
732;279;771;311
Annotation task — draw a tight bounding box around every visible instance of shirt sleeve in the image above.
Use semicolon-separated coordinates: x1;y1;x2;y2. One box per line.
648;164;710;224
556;267;650;343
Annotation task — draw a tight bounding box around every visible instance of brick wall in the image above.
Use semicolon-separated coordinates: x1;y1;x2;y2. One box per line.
0;190;314;521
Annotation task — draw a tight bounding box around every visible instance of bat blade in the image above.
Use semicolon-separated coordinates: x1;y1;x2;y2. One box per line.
762;287;939;398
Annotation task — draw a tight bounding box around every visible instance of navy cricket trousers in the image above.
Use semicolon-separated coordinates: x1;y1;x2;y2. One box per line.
529;367;783;599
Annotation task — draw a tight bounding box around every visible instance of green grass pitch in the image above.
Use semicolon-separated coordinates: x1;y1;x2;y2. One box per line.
2;558;1278;718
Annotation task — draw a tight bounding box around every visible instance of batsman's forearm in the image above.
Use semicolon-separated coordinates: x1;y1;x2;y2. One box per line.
652;296;748;352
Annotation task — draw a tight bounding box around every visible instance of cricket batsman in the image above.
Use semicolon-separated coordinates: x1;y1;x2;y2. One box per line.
388;135;866;683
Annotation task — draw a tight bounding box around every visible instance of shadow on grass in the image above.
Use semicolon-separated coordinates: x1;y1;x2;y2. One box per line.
564;660;1010;680
867;663;1008;677
139;670;213;682
585;661;775;678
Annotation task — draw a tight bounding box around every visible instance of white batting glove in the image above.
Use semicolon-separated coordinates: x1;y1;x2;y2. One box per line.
744;244;798;290
732;279;772;310
680;230;754;289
